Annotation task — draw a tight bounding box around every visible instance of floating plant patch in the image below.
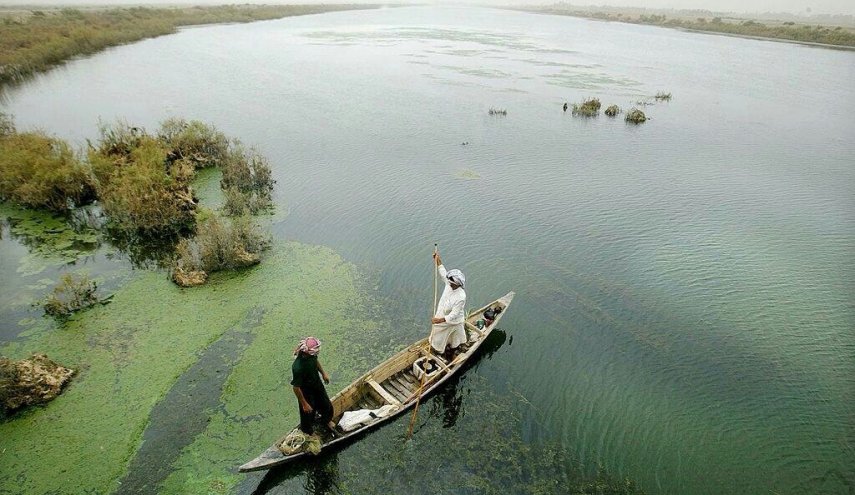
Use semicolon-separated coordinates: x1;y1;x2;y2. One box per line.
454;169;482;180
1;205;100;273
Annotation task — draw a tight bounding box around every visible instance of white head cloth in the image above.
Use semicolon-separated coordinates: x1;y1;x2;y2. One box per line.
446;269;465;288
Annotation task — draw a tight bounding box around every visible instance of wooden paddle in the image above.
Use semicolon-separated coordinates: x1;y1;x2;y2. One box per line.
405;243;438;441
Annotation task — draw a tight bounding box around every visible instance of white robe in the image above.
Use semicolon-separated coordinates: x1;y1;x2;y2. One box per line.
430;264;467;353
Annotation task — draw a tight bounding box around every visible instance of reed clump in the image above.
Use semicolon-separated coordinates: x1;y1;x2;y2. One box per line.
604;104;620;117
0;112;14;137
91;134;198;236
488;107;508;116
625;108;648;124
221;144;275;216
89;122;204;236
0;114;96;211
89;119;270;234
159;118;229;169
572;98;601;117
172;213;270;287
42;273;98;318
654;92;672;101
1;114;276;264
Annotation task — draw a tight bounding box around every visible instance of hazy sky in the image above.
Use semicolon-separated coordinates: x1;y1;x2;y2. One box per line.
3;0;854;16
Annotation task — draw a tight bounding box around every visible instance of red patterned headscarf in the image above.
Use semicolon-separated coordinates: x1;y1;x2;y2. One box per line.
294;336;321;356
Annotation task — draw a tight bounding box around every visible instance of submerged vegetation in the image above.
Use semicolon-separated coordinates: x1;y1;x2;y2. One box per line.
655;92;672;101
455;168;482;180
41;273;99;318
625;108;648;124
572;97;602;117
518;6;855;47
0;5;378;86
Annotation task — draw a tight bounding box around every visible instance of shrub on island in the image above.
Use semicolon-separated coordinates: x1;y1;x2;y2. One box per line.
625;108;648;124
572;98;601;117
221;143;275;216
91;134;198;236
604;105;621;117
89;119;271;234
0;114;95;211
172;213;270;287
42;273;99;319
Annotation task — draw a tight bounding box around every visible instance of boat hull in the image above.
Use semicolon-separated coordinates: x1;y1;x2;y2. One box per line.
239;291;514;472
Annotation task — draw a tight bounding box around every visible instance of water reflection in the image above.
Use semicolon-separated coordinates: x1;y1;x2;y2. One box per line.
104;231;177;269
428;329;507;429
0;205;100;262
251;329;509;494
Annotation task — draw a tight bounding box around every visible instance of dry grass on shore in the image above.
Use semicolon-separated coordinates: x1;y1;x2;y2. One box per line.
516;6;855;48
0;4;377;85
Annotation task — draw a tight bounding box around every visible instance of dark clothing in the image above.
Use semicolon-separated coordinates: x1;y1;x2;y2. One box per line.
292;354;333;434
291;354;324;390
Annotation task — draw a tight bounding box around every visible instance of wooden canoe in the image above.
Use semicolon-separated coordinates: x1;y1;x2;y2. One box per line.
238;291;515;472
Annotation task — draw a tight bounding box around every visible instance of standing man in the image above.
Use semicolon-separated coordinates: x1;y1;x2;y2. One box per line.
430;250;467;360
291;337;337;436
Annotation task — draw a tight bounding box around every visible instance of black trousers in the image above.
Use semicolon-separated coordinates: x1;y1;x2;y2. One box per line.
299;388;334;434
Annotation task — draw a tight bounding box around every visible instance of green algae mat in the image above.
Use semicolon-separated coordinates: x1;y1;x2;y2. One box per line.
0;242;388;495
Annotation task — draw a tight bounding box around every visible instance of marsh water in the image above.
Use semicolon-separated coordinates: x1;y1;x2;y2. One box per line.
2;6;854;495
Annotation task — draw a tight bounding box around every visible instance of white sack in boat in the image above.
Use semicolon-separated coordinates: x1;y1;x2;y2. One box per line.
338;404;399;432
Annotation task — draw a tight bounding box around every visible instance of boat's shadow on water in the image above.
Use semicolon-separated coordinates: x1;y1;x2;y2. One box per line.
245;329;509;495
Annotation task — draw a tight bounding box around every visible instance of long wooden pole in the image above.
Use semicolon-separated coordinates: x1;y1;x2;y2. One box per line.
406;244;437;441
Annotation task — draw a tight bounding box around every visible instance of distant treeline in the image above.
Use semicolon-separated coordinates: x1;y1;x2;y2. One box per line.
517;6;855;48
0;4;377;85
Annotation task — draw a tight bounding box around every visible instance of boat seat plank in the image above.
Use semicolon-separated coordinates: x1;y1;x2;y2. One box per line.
382;382;408;402
401;373;422;392
400;372;418;386
383;377;409;397
395;371;413;390
366;387;387;406
393;377;414;395
367;379;401;406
